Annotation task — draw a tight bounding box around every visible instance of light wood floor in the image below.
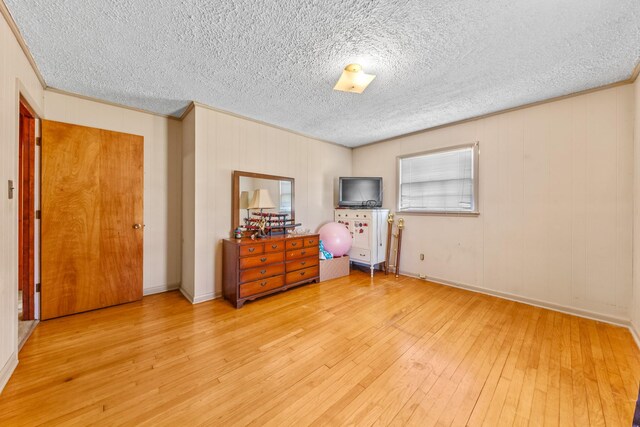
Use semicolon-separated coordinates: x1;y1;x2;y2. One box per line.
1;271;639;426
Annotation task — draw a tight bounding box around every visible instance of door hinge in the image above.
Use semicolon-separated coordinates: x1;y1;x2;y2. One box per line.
35;283;41;292
35;210;41;219
36;137;41;146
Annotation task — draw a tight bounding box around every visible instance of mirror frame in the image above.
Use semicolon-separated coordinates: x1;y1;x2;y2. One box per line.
232;170;295;232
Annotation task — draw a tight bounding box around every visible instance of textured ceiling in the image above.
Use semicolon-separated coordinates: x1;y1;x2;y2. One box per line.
6;0;640;147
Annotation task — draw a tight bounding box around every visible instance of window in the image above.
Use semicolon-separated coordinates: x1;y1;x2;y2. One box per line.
398;143;478;214
279;180;292;211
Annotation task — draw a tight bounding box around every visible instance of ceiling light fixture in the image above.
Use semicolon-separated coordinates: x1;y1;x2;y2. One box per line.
333;63;376;94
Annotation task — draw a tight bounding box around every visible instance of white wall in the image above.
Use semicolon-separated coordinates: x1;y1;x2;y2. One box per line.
632;79;640;337
43;90;183;295
0;12;44;390
353;85;635;322
181;105;352;302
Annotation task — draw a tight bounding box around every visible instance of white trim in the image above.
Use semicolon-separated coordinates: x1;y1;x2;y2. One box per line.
18;320;38;351
0;352;18;394
399;270;629;327
193;291;221;304
178;287;221;304
179;287;195;303
143;283;180;296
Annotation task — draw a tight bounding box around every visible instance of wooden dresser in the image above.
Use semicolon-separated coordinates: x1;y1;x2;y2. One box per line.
222;234;320;308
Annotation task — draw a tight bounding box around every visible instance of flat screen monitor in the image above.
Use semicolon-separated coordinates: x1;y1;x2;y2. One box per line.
338;177;383;208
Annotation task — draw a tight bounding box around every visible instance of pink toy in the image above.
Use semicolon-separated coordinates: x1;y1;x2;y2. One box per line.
318;222;352;257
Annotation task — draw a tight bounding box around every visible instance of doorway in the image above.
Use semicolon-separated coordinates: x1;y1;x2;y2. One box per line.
18;97;39;347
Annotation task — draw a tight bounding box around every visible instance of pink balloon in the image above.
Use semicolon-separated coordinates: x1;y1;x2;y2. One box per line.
318;222;352;257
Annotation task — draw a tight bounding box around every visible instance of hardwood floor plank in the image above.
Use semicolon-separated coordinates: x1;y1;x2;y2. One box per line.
558;315;574;426
569;316;593;426
496;308;542;425
0;271;638;426
464;303;527;425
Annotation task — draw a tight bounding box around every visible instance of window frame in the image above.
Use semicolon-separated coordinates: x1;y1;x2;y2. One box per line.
396;142;480;216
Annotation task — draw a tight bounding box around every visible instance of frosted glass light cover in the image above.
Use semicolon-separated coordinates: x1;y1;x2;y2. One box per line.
333;64;376;94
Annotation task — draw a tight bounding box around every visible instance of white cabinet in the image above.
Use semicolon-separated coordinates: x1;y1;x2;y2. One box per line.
334;208;389;276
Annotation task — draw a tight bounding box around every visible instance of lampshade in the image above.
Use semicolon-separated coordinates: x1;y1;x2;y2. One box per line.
248;189;275;209
239;191;250;209
333;63;376;94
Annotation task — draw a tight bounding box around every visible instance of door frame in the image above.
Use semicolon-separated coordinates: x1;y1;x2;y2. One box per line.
18;96;38;321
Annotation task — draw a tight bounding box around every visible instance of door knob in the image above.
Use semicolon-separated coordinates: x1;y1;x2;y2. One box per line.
133;223;142;229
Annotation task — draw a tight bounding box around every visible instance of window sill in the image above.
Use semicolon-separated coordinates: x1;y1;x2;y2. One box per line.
398;210;480;217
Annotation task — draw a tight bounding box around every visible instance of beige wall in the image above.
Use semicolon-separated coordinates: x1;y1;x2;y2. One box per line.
0;13;45;389
632;79;640;338
353;85;635;322
43;90;183;295
181;105;352;301
180;108;196;300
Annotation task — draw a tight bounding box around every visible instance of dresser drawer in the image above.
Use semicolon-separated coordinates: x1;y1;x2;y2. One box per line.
285;266;319;285
264;241;284;253
349;247;370;262
240;252;284;269
303;236;318;248
239;275;284;298
240;243;263;257
240;263;284;283
286;246;318;260
286;256;318;272
285;238;304;250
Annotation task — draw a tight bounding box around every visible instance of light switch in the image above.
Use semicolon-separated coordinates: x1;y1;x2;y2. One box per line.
8;180;14;199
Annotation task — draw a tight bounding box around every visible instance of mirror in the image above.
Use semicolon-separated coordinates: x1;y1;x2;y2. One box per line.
232;171;295;233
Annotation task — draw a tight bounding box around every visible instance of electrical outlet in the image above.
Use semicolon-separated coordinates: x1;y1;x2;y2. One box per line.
419;253;424;261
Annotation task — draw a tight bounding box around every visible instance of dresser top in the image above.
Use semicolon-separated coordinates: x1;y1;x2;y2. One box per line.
224;233;319;246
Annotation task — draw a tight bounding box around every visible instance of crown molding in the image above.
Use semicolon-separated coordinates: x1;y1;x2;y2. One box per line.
179;101;195;121
189;100;350;149
357;76;635;149
0;0;46;88
630;60;640;83
44;89;350;149
45;87;182;121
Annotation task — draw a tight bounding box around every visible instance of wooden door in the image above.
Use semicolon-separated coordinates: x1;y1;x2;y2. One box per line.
18;102;36;320
41;120;143;319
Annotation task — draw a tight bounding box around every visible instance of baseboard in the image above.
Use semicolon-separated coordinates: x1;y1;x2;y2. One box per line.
193;292;220;304
179;286;195;303
143;283;180;296
178;287;222;304
0;352;18;394
400;270;629;328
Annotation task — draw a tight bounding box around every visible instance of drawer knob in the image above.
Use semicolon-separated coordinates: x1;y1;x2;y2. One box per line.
260;281;267;287
291;242;298;247
360;253;365;257
249;247;255;253
260;257;267;262
300;271;306;276
271;244;278;249
301;261;306;265
260;269;267;274
301;250;306;255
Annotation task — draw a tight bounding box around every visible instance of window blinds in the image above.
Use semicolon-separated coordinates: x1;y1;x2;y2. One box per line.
399;146;475;212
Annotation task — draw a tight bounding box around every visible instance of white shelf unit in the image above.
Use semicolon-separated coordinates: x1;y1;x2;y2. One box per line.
334;208;389;277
